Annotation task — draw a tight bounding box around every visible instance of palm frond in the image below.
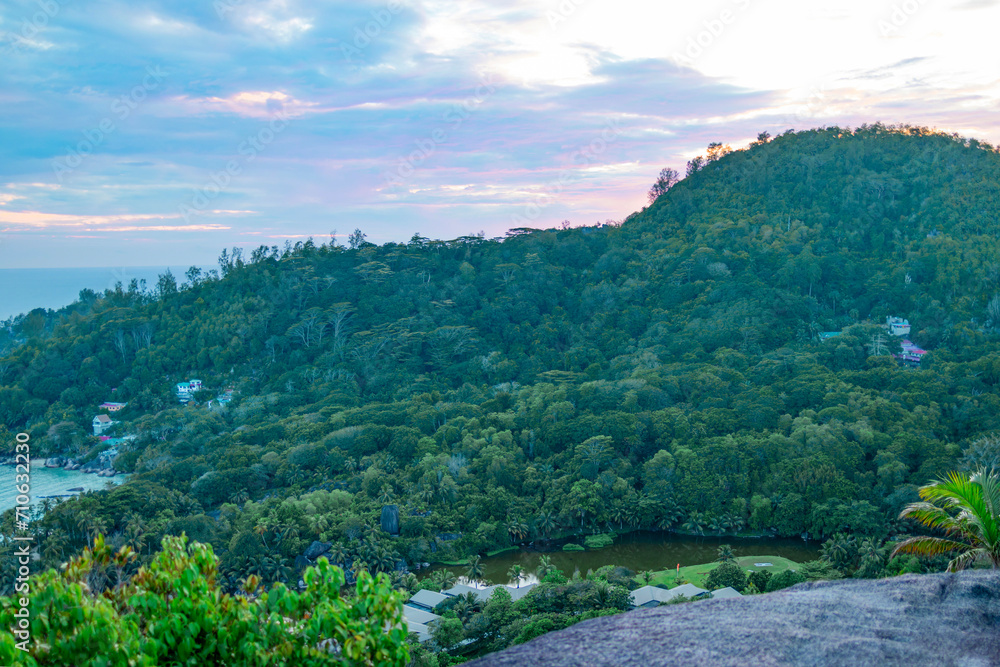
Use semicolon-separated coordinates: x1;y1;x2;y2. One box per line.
946;548;988;572
969;467;1000;546
890;536;971;559
898;502;964;534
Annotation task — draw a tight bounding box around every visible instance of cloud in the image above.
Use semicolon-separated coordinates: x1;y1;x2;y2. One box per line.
2;0;1000;267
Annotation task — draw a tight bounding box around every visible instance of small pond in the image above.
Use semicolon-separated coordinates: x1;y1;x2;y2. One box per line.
426;531;822;587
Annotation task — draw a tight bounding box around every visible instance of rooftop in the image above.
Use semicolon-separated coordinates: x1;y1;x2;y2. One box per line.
443;582;537;602
630;584;709;607
710;587;743;599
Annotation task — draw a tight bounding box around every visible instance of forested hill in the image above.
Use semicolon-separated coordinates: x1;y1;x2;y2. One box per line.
3;124;1000;594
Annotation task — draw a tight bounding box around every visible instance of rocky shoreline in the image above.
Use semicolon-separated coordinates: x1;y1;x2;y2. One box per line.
0;455;119;478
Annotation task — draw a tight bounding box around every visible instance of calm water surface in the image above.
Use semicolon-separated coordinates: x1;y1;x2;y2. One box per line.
0;459;126;513
427;532;821;586
0;266;174;320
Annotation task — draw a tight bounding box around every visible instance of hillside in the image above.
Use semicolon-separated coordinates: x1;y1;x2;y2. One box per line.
3;124;1000;659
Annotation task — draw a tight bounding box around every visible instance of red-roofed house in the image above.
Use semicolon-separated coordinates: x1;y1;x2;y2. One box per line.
895;339;927;367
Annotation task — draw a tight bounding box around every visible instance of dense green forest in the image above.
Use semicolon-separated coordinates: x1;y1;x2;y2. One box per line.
3;124;1000;661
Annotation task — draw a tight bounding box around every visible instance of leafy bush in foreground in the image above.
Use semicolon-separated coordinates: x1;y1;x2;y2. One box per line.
0;535;409;666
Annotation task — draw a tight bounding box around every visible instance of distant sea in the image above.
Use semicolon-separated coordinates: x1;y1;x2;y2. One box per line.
0;266;174;321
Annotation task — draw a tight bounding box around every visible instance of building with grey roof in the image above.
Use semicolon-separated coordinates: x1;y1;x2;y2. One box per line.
630;584;709;608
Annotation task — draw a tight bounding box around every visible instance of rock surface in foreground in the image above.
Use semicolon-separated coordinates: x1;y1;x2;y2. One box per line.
468;571;1000;667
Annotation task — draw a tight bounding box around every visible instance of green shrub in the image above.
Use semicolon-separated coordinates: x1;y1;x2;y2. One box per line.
0;534;410;666
583;534;614;549
765;569;806;592
705;561;748;592
747;569;772;592
562;543;584;551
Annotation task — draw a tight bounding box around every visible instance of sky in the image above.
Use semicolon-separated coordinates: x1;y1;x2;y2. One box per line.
1;0;999;269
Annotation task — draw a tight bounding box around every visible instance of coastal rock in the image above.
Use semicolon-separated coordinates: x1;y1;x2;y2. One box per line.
380;504;400;536
303;540;332;561
468;571;1000;667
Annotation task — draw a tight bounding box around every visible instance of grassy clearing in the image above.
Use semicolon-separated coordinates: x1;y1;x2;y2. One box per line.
640;555;802;589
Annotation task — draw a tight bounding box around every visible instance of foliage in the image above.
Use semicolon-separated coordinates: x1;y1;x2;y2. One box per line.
704;561;748;592
0;534;409;666
891;468;1000;571
747;569;771;592
764;569;806;592
583;534;615;549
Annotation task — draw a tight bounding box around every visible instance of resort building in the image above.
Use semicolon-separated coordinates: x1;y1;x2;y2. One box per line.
709;587;744;599
92;414;115;436
629;584;709;608
402;583;539;642
175;379;204;403
885;316;911;336
99;402;127;412
895;339;928;367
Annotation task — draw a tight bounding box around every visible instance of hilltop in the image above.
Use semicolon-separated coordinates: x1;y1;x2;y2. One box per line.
3;125;1000;661
467;570;1000;667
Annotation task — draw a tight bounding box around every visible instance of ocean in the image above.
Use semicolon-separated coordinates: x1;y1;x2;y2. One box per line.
0;460;126;513
0;266;175;321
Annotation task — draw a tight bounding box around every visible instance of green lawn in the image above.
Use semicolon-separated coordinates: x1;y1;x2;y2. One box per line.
639;555;802;589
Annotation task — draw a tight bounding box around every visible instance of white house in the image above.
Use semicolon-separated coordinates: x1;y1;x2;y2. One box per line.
886;316;911;336
92;414;115;436
175;379;203;403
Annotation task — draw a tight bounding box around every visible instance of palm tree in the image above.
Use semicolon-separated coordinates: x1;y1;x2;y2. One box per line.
892;468;1000;571
416;484;435;505
682;511;707;536
277;522;300;544
536;555;557;579
535;511;558;540
610;504;627;531
430;569;457;591
42;533;68;562
75;511;94;545
307;514;330;539
716;544;736;563
465;555;485;585
821;533;856;571
506;517;528;544
377;484;394;505
507;564;526;588
271;556;292;583
326;542;348;565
